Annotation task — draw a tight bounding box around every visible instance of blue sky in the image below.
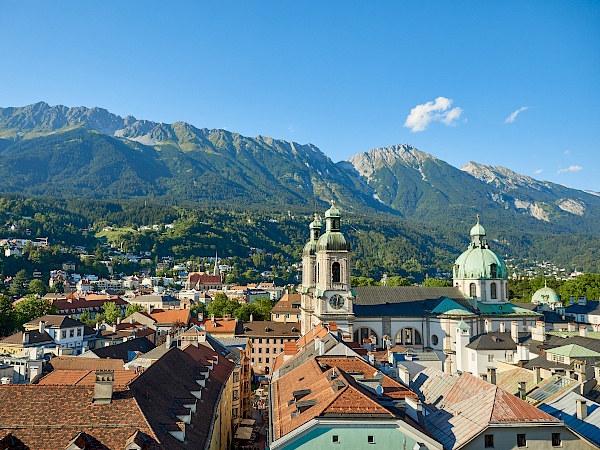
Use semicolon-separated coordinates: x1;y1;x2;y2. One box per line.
1;1;599;191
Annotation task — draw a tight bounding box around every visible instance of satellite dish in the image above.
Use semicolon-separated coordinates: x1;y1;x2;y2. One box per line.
375;385;384;396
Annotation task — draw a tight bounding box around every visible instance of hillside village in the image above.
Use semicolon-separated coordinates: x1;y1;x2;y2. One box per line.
1;206;600;449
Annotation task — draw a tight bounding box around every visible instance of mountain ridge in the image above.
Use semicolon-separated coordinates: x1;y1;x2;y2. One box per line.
1;101;599;237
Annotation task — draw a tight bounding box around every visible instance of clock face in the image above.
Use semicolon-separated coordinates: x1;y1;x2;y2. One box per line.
329;294;344;310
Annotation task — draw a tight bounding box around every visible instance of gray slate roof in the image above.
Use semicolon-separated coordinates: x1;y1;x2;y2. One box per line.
465;332;518;351
353;286;467;305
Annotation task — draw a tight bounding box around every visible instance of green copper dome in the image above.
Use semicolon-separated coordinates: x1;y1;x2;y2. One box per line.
302;241;317;257
316;231;349;252
453;217;507;280
325;203;341;218
303;214;323;257
532;284;561;305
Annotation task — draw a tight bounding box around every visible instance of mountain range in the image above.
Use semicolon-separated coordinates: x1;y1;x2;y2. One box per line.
1;101;599;239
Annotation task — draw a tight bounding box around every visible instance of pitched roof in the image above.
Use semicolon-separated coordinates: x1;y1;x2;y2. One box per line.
476;302;542;317
0;330;53;346
466;332;517;351
201;316;239;334
431;297;476;317
0;385;159;448
23;315;84;328
236;320;301;337
271;294;301;313
48;356;124;371
149;308;191;325
413;367;559;450
353;286;468;305
271;358;399;441
495;367;535;396
38;369;139;387
547;344;600;358
89;337;155;361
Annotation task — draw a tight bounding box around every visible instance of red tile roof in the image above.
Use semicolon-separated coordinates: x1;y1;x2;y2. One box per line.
150;308;191;325
201;317;239;334
49;356;124;371
38;370;139;387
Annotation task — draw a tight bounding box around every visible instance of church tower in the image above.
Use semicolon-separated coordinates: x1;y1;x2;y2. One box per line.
301;202;354;335
300;214;322;334
453;216;509;304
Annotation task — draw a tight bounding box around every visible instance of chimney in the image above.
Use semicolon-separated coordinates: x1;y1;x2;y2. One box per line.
511;321;519;343
166;333;172;349
576;399;588;421
405;396;422;424
485;319;492;333
487;367;497;385
249;313;254;323
117;316;121;325
568;322;576;332
38;320;46;334
398;366;411;386
532;321;545;342
534;366;541;384
499;322;506;333
518;381;527;400
93;370;114;405
580;326;588;338
129;316;134;324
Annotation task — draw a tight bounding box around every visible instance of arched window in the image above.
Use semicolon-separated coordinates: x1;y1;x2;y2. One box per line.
332;262;341;283
431;335;439;346
395;328;422;346
354;327;378;346
469;283;477;298
490;263;497;278
491;282;498;299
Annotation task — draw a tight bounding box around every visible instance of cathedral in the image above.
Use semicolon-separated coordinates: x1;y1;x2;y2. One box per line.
300;203;540;372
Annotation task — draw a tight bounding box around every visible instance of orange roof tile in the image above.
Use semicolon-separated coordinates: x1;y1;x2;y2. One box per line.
150;309;191;325
201;317;238;334
38;370;139;387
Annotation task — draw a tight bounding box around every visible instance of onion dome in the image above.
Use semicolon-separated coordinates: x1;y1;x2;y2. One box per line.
316;201;349;252
302;214;323;257
453;216;507;280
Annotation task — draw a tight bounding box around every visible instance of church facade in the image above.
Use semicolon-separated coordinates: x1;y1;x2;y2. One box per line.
300;204;540;373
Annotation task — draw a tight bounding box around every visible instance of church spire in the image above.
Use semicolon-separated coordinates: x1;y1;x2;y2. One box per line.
213;251;220;277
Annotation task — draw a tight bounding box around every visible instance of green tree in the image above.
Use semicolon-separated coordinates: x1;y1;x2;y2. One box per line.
422;278;452;287
0;295;16;337
207;293;240;318
125;303;146;317
14;294;56;329
351;276;377;286
386;276;411;286
190;302;205;319
254;296;274;320
28;279;47;296
50;279;65;294
102;301;120;324
9;269;30;298
79;310;94;327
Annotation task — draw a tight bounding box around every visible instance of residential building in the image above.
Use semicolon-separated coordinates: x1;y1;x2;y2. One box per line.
271;293;302;323
127;293;180;311
236;320;302;376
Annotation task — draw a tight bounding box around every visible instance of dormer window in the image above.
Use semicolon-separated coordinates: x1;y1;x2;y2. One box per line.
490;264;497;278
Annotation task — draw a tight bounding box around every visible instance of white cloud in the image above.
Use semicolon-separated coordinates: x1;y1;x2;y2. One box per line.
564;150;571;155
503;106;528;124
404;97;463;132
557;165;582;174
534;169;543;174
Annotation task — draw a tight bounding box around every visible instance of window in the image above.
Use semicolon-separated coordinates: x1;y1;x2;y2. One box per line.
276;314;280;319
431;335;439;346
69;329;74;338
61;330;66;339
485;434;494;448
490;263;497;278
233;372;239;383
258;358;262;363
332;262;341;283
266;348;270;353
280;339;284;344
470;283;477;298
258;338;262;344
517;434;526;447
77;328;82;337
233;408;238;418
368;436;375;444
332;435;339;444
488;354;494;362
233;390;239;400
552;433;561;447
266;358;270;363
394;328;422;346
251;358;255;363
491;282;498;299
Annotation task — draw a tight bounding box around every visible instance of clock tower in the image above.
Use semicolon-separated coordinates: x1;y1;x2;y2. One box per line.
300;202;354;335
